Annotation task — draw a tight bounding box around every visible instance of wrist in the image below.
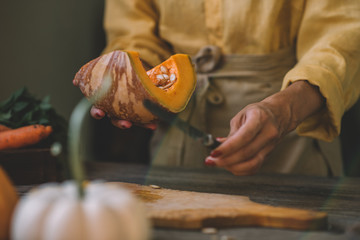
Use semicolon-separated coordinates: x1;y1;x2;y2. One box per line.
262;80;325;133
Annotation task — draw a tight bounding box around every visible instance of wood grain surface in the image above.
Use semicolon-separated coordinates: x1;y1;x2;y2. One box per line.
110;182;327;230
16;162;360;240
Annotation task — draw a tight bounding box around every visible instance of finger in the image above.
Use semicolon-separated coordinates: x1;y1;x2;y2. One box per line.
111;119;132;129
90;106;105;119
210;137;227;157
143;123;157;130
216;137;227;142
225;143;275;176
211;112;263;159
209;137;227;157
213;123;279;167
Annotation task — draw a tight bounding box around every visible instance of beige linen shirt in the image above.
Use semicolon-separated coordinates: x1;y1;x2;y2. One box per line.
103;0;360;142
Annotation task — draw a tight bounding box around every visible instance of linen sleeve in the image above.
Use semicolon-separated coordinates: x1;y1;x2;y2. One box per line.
281;0;360;142
102;0;172;67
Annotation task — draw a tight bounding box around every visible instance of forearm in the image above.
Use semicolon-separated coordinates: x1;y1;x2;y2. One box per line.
261;80;326;134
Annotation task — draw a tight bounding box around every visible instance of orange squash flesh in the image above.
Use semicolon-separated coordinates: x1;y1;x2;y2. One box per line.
73;50;196;123
127;51;196;113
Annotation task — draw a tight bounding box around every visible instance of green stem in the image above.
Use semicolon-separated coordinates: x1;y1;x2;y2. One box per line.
68;97;92;198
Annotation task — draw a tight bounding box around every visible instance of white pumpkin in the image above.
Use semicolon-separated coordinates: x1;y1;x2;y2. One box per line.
11;181;151;240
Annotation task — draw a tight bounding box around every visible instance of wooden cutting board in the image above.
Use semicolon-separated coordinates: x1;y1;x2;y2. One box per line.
109;182;327;230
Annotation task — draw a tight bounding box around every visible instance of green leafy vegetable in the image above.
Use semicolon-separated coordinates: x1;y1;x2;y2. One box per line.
0;87;68;147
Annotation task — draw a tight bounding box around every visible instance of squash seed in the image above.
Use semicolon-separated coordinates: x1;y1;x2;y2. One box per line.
156;74;167;86
159;81;175;89
155;69;176;89
163;74;169;80
156;74;164;80
160;65;168;74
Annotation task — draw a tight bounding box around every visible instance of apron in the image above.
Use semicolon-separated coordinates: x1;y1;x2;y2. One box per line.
150;46;343;177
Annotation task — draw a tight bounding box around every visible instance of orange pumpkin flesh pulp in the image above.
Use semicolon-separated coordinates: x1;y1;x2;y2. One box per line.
73;50;196;123
128;51;196;113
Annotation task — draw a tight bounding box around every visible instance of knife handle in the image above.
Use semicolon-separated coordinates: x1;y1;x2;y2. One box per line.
203;134;221;149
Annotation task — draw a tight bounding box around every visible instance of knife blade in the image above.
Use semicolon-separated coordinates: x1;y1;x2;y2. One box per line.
143;99;221;149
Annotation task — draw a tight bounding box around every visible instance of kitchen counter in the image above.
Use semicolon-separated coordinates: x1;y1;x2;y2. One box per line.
17;161;360;240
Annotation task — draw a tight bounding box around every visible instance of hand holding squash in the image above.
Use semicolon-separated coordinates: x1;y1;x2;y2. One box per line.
73;50;196;125
90;106;157;130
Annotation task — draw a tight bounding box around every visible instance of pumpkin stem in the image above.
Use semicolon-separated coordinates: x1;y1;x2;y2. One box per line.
68;97;91;198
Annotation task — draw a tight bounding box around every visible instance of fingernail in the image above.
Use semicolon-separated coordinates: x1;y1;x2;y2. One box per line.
210;150;222;158
92;109;104;119
147;124;157;130
121;122;130;128
205;158;216;166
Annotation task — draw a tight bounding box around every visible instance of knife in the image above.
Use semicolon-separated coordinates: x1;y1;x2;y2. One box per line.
143;99;221;149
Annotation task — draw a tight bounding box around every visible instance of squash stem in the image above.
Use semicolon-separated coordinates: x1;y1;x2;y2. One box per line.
68;97;91;198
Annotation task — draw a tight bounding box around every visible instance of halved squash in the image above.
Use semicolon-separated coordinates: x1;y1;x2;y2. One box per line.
73;50;196;123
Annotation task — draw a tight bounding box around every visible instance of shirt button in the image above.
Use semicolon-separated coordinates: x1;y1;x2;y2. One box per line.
207;91;224;105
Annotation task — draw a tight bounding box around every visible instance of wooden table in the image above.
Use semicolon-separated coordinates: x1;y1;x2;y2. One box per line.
17;161;360;240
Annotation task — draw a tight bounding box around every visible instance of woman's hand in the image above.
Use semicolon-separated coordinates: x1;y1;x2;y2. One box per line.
205;80;325;176
90;106;157;130
205;102;287;175
88;59;156;130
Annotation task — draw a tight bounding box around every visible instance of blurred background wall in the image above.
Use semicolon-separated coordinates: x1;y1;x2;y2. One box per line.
0;0;106;120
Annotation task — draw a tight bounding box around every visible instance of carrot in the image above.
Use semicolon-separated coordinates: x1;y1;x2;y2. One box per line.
0;124;11;132
0;124;53;150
